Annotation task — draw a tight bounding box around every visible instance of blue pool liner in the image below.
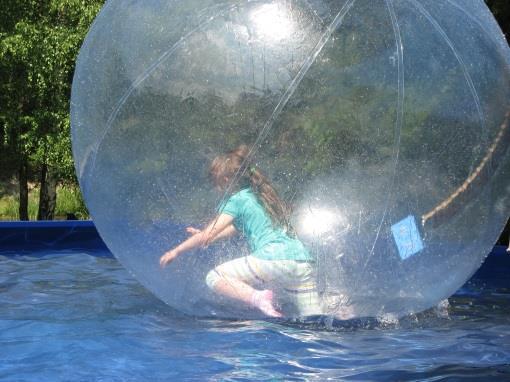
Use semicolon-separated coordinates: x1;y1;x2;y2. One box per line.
0;220;107;252
0;221;507;273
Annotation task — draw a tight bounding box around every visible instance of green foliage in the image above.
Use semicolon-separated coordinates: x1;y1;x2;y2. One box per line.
0;188;39;220
0;0;103;219
55;184;88;219
0;0;104;182
0;184;88;220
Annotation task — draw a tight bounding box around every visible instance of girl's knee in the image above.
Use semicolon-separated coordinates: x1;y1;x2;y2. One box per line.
205;269;221;290
205;257;255;290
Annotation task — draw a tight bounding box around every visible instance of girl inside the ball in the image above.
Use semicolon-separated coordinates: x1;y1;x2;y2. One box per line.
159;145;319;318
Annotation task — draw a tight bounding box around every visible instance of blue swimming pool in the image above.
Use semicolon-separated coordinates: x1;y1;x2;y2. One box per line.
0;222;509;381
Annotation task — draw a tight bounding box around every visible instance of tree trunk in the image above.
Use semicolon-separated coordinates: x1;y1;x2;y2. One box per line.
37;164;58;220
18;161;29;221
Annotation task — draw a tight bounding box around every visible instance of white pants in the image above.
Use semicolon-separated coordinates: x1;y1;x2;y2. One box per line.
206;256;322;316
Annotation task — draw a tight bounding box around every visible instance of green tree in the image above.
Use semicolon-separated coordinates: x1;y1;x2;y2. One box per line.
0;0;103;220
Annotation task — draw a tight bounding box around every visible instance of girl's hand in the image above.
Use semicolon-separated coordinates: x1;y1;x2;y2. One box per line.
186;227;202;235
160;249;180;267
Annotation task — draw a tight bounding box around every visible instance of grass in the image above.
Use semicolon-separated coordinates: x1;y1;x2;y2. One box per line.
0;184;89;221
55;185;89;219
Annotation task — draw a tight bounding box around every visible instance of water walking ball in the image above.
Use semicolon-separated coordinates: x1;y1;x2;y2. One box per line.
71;0;510;319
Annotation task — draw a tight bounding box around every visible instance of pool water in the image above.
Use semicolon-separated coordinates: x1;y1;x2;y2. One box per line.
0;247;509;381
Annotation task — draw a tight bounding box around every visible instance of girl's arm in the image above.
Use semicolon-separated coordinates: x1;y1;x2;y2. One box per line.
160;213;234;267
206;223;237;244
186;224;237;243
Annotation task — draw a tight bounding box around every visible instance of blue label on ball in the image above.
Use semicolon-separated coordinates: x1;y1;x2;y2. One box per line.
391;215;424;260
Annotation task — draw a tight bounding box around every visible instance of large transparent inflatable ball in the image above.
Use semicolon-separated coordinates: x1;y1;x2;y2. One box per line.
71;0;510;319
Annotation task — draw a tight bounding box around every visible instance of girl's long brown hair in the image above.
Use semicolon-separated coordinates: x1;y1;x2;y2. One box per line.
209;145;292;233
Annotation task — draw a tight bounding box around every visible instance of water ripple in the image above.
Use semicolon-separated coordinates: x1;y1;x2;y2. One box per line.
0;250;509;381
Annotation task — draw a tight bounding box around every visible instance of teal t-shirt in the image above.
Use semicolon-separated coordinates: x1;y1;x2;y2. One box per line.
218;188;312;262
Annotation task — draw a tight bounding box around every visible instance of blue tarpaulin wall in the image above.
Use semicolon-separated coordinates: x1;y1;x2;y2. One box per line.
0;221;107;252
0;222;508;279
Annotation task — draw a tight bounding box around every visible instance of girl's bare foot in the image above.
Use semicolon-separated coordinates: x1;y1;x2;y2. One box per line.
251;290;283;318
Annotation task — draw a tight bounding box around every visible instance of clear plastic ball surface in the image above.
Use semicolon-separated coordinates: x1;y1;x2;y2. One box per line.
71;0;510;319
